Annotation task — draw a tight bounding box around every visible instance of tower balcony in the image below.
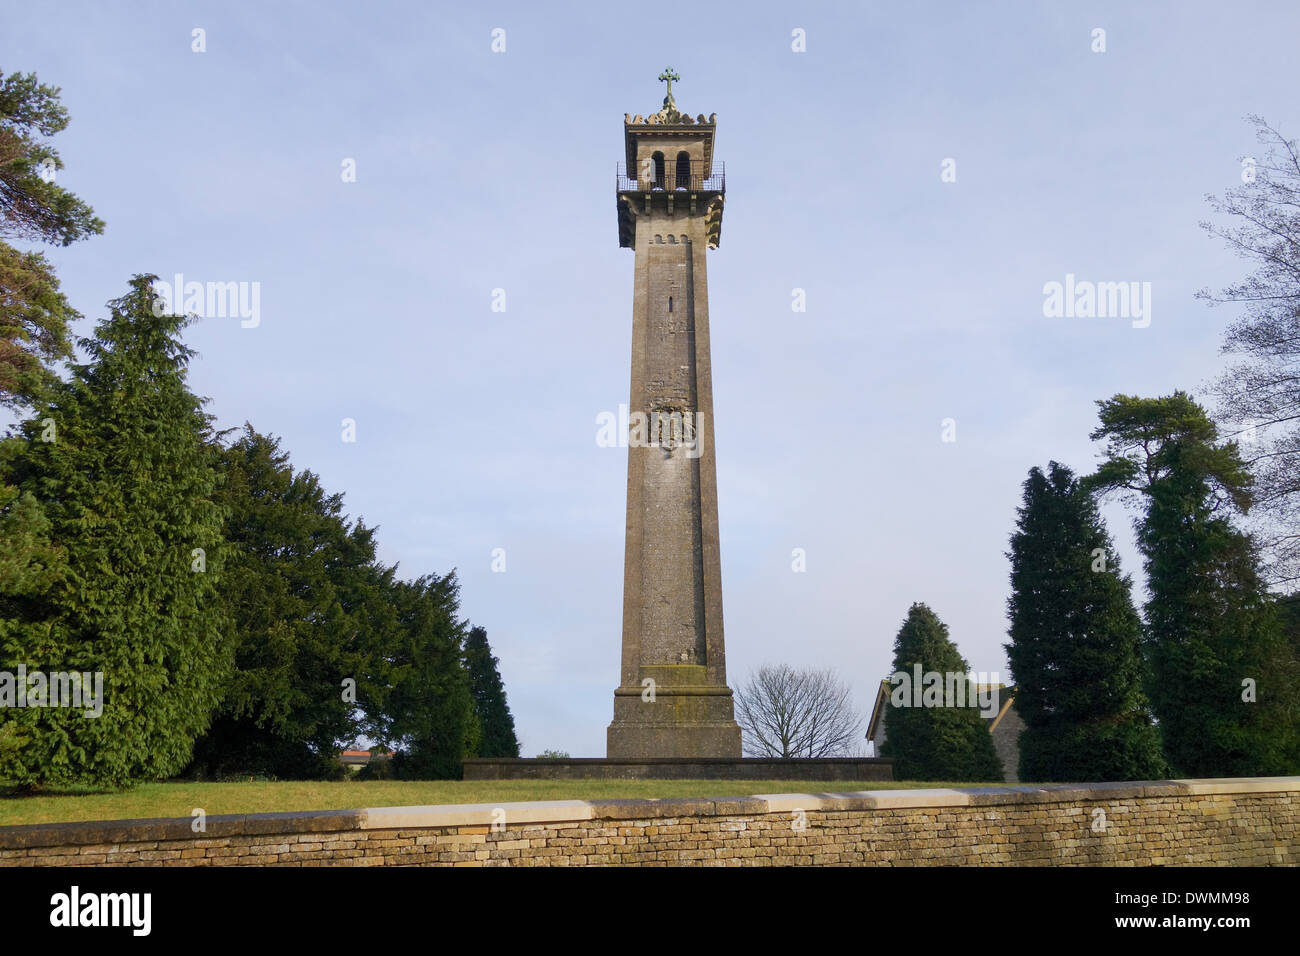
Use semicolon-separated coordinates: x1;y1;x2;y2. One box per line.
616;160;725;195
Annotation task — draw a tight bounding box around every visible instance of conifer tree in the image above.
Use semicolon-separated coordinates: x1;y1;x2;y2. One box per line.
0;71;100;778
1088;392;1300;776
0;70;104;409
0;484;66;776
464;625;519;758
1005;462;1165;781
375;573;475;779
187;426;380;779
881;603;1004;781
0;275;228;787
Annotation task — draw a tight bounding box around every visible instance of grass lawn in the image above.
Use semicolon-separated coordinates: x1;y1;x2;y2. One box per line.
0;778;1009;828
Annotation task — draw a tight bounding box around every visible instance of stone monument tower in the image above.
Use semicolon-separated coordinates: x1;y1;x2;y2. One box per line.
607;71;742;758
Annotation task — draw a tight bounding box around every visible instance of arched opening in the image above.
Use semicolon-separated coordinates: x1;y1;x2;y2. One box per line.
651;152;665;189
676;151;691;189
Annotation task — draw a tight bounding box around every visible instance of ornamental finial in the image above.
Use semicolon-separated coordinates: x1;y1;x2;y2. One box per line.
657;67;680;109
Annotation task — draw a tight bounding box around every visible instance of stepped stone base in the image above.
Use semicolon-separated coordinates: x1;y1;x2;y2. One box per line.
606;675;742;758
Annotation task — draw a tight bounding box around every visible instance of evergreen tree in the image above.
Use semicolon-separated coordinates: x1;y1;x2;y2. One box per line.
1005;462;1165;781
464;625;519;758
0;70;103;409
0;484;66;776
881;603;1004;782
1088;392;1300;776
374;573;475;779
186;426;381;779
0;275;229;787
0;72;100;775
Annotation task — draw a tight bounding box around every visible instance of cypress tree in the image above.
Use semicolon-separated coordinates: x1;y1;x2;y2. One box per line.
1088;392;1300;776
881;603;1004;782
0;275;229;787
1005;462;1165;781
464;625;519;758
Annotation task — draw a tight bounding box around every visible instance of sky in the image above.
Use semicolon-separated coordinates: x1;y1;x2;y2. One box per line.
4;0;1297;757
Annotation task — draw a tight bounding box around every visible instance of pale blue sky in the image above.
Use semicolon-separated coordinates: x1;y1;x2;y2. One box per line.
5;0;1297;756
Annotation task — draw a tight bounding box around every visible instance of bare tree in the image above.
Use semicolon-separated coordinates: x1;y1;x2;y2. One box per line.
1199;115;1300;590
734;664;863;758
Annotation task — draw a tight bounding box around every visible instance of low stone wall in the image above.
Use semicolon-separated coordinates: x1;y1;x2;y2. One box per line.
1;777;1296;866
462;757;894;781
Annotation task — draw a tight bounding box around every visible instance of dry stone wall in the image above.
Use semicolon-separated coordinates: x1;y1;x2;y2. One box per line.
2;778;1296;867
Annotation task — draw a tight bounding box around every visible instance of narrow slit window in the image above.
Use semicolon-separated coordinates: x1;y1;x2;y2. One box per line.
668;296;673;313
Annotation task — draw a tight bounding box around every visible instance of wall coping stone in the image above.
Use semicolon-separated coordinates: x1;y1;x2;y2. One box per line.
2;777;1296;850
361;801;593;830
0;810;363;849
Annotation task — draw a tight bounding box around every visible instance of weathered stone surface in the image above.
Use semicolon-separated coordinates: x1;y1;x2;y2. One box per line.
0;811;361;850
3;778;1296;866
361;801;592;829
240;811;360;836
608;102;740;759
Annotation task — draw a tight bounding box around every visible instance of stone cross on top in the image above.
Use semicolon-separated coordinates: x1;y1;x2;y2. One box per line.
658;67;680;107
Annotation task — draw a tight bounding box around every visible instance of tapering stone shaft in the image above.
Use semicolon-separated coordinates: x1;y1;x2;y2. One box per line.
608;108;740;758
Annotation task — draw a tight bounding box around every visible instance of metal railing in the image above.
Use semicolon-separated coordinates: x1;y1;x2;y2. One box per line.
616;160;725;194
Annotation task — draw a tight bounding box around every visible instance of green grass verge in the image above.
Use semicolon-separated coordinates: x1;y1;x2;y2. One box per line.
0;779;1010;828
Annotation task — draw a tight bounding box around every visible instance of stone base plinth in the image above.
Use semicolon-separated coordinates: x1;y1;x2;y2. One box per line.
606;679;741;758
606;722;743;760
